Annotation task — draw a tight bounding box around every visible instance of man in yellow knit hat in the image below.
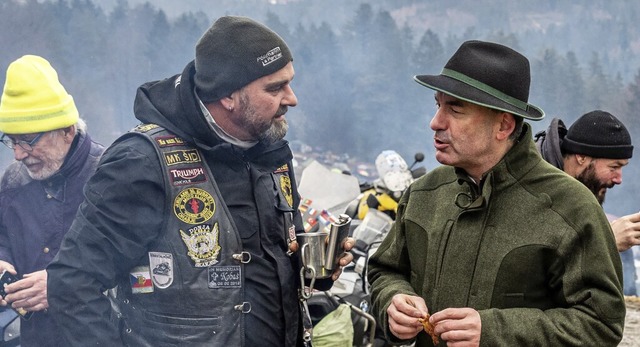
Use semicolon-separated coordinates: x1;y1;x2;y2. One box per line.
0;55;104;347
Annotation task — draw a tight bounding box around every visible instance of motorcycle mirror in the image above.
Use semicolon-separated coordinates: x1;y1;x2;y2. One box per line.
408;152;425;170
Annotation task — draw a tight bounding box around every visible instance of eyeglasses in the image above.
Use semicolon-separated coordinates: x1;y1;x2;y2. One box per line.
0;132;45;152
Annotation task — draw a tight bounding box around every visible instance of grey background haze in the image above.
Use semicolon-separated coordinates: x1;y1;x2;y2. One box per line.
1;0;639;218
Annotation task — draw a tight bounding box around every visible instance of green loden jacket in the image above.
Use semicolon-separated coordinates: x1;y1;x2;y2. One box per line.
368;124;625;346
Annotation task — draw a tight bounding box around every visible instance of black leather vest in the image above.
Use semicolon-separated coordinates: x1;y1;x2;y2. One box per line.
115;124;247;346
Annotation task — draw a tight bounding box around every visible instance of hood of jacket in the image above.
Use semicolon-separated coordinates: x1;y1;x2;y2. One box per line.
132;60;292;168
134;61;219;147
534;117;567;170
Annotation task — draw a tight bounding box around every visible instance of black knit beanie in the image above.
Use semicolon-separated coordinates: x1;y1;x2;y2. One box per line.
561;110;633;159
194;16;293;103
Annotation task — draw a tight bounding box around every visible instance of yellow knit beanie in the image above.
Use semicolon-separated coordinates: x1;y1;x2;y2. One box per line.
0;55;79;134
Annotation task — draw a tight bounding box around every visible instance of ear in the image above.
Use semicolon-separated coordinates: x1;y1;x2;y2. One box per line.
219;94;235;112
495;112;515;141
574;154;588;166
63;125;76;142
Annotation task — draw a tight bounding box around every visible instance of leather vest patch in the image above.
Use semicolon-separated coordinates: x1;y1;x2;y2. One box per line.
173;187;216;224
180;223;222;267
149;252;173;289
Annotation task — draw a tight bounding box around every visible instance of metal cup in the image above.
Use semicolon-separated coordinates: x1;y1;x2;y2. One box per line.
297;231;331;279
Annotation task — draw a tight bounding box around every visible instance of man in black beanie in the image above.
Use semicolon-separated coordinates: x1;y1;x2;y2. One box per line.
536;110;639;295
47;16;353;346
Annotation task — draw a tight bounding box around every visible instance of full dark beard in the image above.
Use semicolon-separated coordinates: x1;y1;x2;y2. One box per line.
576;163;611;205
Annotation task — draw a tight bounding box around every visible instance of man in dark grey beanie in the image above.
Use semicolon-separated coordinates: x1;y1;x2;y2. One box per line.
47;15;353;347
194;16;293;103
536;110;639;295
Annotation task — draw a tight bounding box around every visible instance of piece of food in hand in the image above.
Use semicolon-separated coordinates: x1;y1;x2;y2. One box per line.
418;314;439;345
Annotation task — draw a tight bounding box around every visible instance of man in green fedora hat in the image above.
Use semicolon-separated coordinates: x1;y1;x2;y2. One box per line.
368;40;625;346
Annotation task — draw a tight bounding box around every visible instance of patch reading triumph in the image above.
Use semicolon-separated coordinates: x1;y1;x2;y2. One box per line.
149;252;174;289
129;266;153;294
163;149;201;166
208;266;241;288
174;188;215;224
169;167;207;186
155;135;185;147
133;123;159;133
180;223;222;267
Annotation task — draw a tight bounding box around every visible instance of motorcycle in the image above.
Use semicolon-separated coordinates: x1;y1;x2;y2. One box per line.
348;151;425;347
296;150;425;347
297;159;374;346
356;151;426;221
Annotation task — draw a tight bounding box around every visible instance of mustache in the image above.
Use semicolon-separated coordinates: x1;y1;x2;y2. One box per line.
21;157;40;165
276;106;288;117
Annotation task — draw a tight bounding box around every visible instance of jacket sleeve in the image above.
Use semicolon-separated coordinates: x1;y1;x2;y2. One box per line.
367;190;419;344
0;166;21;265
0;223;13;265
47;136;167;346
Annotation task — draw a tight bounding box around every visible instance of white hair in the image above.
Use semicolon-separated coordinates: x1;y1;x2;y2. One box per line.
75;118;87;134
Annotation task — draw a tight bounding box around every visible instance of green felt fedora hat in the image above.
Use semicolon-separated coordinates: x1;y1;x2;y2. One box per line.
414;40;544;120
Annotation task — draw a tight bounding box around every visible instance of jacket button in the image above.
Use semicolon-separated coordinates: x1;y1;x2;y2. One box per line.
43;247;50;254
46;194;52;199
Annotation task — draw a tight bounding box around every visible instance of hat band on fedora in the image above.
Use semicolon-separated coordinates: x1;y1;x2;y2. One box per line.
441;68;528;111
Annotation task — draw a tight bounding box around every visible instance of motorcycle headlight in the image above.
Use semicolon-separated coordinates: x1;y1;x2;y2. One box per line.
3;315;20;342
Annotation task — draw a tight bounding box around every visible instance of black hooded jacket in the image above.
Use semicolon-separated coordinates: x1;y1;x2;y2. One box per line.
534;117;567;170
48;61;314;346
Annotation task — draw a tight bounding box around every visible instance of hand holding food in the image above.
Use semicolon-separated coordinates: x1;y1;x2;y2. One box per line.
418;313;439;345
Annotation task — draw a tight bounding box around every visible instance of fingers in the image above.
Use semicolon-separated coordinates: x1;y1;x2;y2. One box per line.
629;212;640;223
611;216;640;251
387;294;429;340
330;240;356;280
339;251;353;267
431;307;471;322
331;267;343;281
389;316;424;340
328;237;357;281
4;270;48;312
431;308;482;345
11;293;48;312
393;294;428;315
0;260;16;275
342;237;355;251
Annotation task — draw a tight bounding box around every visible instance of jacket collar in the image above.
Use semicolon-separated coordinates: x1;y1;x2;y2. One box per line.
40;131;92;201
454;123;541;209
